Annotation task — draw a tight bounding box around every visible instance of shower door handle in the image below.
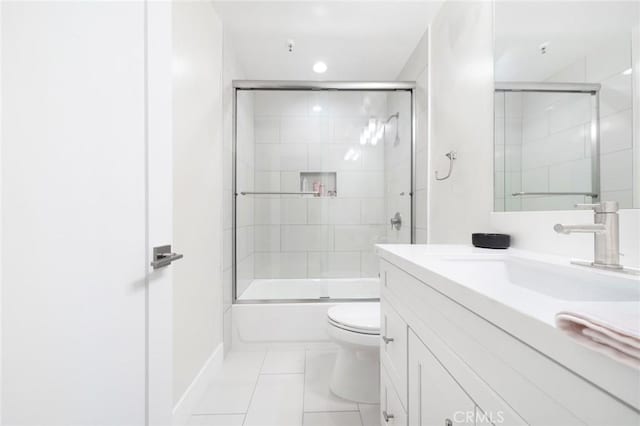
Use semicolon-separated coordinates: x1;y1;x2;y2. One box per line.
151;245;184;269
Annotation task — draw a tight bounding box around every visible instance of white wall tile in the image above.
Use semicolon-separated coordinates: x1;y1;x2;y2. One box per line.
522;168;549;192
280;144;308;171
255;144;280;171
254;198;281;225
254;171;281;192
329;198;361;224
339;171;385;198
281;198;308;225
360;198;386;225
307;198;330;224
601;109;633;154
254;225;281;252
281;117;330;144
601;149;634;191
308;251;360;278
254;252;307;278
334;225;385;251
281;225;334;251
360;252;379;277
549;158;591;193
255;117;280;144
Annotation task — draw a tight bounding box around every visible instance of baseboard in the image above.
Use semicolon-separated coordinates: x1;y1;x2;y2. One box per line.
172;343;224;426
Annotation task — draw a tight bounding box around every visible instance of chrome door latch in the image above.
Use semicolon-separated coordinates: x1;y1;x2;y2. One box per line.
151;245;184;269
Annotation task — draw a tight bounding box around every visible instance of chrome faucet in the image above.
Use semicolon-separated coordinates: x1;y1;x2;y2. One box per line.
554;201;623;271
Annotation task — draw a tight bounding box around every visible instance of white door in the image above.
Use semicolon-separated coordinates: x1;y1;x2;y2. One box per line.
1;1;173;424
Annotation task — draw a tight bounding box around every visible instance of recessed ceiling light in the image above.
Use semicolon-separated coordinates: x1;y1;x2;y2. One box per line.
312;105;322;112
313;61;327;74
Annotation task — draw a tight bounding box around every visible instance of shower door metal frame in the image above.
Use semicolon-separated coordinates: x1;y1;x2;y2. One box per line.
232;80;417;304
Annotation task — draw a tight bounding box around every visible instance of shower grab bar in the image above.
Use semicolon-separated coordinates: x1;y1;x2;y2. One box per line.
239;191;319;196
511;192;598;197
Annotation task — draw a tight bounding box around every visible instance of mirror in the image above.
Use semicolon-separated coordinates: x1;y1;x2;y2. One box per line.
493;1;639;211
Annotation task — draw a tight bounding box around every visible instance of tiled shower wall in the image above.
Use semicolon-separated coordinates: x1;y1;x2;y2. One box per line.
236;90;404;281
385;92;413;244
497;33;634;211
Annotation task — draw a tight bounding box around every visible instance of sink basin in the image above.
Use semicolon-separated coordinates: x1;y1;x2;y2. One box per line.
431;255;640;302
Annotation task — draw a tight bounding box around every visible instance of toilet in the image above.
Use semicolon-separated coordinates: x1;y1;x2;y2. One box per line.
327;302;380;403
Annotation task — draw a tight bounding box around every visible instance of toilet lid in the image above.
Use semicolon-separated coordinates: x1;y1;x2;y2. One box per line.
327;303;380;334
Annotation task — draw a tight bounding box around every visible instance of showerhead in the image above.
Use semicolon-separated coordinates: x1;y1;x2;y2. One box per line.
383;112;400;146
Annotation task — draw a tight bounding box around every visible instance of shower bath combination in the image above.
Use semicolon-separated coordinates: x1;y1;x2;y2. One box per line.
231;81;416;306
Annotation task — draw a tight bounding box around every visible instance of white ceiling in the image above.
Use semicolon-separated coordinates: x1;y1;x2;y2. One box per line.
213;1;442;81
495;1;639;81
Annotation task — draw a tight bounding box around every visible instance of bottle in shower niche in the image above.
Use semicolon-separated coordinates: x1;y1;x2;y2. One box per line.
302;177;309;192
319;183;325;197
313;181;320;197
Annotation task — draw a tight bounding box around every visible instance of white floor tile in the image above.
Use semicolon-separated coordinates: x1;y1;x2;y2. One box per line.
303;411;363;426
358;404;381;426
193;351;266;415
262;350;306;374
304;351;359;412
244;374;305;426
187;414;245;426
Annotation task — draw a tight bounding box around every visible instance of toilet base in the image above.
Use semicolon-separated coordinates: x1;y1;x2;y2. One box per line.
329;344;380;403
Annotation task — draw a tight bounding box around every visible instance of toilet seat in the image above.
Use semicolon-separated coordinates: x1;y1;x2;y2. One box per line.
327;303;380;335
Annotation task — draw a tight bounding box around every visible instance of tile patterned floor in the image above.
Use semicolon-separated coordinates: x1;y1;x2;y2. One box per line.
187;349;380;426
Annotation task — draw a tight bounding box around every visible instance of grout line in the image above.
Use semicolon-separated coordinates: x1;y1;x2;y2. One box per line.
190;413;247;417
357;403;366;426
301;349;307;417
241;351;268;426
303;410;361;414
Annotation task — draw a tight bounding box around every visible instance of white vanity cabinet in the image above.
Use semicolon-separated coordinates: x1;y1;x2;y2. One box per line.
408;330;475;426
377;254;640;426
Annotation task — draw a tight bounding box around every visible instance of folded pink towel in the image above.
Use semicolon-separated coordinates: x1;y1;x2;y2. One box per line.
555;303;640;369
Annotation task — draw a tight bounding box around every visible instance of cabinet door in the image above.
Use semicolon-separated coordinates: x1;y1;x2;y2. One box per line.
381;299;408;407
382;366;408;426
408;330;476;426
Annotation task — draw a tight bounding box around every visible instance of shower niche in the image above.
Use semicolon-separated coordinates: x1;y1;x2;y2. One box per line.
300;171;337;197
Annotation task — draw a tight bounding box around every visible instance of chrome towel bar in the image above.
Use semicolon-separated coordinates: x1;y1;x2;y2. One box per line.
511;192;598;197
239;191;319;196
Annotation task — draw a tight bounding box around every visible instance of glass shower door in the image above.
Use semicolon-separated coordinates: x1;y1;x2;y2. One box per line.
234;87;412;302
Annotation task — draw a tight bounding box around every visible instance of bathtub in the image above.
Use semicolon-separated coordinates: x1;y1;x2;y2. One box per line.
232;277;380;350
237;277;380;301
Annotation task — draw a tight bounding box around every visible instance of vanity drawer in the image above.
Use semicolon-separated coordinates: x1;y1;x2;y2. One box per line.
381;364;407;426
381;298;408;409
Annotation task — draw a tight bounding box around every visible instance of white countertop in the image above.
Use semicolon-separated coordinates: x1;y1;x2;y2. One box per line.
376;244;640;410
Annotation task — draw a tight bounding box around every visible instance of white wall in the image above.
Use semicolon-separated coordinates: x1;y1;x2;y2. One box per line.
427;1;494;243
397;30;429;243
222;32;250;351
172;0;224;406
